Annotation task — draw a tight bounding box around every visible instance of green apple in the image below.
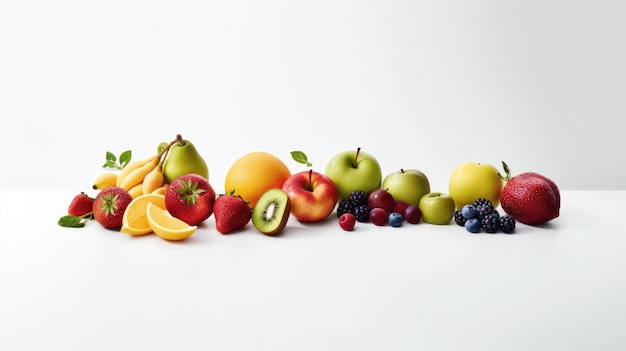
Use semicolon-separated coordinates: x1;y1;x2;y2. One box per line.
448;162;504;210
419;192;456;225
324;147;382;200
381;168;430;207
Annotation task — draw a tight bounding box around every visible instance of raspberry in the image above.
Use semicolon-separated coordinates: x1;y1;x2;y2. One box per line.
336;198;354;217
454;210;467;226
349;191;368;207
353;205;371;223
481;213;500;233
499;215;516;234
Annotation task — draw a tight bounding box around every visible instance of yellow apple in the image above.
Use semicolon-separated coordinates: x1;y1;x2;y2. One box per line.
448;162;503;210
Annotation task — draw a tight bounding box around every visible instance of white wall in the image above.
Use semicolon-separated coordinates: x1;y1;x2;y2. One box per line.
1;0;624;191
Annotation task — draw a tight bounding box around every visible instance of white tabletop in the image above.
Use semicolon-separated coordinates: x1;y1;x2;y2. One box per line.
1;190;625;351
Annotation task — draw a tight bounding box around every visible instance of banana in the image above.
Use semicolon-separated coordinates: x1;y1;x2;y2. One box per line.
128;183;144;198
142;164;164;194
119;157;160;191
115;154;159;187
92;172;118;190
151;184;169;196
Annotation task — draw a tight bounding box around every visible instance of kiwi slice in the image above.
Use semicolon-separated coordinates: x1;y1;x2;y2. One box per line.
252;188;291;235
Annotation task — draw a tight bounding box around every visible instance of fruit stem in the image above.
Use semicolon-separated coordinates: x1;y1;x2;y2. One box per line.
306;169;313;192
353;147;361;168
156;134;183;166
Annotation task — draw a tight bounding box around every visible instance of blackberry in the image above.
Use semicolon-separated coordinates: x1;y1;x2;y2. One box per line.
454;210;467;226
353;204;371;223
473;198;494;211
349;191;368;206
499;215;516;234
475;203;495;221
336;198;355;217
481;213;500;233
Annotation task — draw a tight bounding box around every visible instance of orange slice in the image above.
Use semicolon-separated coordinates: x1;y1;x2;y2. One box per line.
146;202;197;241
120;193;166;235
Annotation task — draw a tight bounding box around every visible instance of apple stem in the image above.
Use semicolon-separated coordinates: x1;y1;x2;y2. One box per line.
306;169;314;192
353;147;361;168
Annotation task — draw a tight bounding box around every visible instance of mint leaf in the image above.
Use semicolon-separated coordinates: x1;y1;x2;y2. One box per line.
119;150;132;168
291;151;312;167
103;150;132;170
58;215;86;228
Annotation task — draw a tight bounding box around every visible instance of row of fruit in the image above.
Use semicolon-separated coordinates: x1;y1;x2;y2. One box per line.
58;134;561;241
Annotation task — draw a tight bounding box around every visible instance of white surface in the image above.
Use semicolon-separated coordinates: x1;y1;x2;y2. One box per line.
1;0;625;190
1;190;625;351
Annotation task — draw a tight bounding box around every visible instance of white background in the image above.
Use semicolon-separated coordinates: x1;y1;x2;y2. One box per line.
1;0;625;192
2;3;626;351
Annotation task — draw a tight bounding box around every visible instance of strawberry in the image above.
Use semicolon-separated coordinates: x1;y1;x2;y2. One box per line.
68;192;95;217
165;174;216;226
93;186;133;229
501;172;560;225
213;191;252;234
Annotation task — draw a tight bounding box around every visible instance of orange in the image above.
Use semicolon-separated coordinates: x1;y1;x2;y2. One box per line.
121;193;166;235
146;202;197;241
224;151;291;209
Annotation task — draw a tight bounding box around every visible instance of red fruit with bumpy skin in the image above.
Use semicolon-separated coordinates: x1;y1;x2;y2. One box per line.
93;186;133;229
501;172;560;225
165;174;216;226
214;192;252;234
339;213;356;231
68;192;95;217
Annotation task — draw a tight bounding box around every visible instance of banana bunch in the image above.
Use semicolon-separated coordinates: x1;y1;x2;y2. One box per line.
117;154;168;198
92;153;169;198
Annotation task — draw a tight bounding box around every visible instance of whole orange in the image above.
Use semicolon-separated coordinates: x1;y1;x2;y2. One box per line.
224;152;291;209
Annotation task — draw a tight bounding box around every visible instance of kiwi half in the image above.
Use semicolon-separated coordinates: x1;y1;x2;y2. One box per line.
252;188;291;235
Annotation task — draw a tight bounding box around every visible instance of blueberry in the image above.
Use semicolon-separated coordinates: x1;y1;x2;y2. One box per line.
465;218;481;233
461;205;477;219
388;212;403;227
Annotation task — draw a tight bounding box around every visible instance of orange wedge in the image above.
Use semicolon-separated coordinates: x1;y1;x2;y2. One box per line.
120;193;166;235
146;202;197;241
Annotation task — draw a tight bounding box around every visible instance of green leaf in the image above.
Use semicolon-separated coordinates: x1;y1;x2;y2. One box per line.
291;151;312;167
106;151;117;162
498;161;512;182
119;150;132;168
103;150;133;170
58;215;86;228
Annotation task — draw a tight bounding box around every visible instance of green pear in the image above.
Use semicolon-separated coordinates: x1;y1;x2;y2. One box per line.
162;136;209;184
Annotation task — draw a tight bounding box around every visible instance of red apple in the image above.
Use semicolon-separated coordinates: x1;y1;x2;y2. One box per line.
282;169;338;222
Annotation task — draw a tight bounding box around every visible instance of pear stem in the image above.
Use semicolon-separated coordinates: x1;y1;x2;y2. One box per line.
157;135;183;166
